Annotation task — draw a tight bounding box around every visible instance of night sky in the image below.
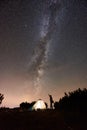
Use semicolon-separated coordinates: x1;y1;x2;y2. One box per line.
0;0;87;108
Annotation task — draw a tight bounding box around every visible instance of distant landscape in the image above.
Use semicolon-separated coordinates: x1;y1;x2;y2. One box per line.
0;88;87;130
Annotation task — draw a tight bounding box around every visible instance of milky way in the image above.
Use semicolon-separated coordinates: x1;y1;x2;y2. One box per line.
29;0;61;95
0;0;87;107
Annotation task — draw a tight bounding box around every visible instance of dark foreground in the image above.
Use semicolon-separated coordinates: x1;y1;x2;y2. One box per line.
0;109;87;130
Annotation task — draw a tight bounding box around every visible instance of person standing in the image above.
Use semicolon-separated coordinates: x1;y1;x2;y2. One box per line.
48;94;54;109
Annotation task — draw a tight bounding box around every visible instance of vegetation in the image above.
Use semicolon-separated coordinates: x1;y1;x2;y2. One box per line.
54;88;87;112
0;88;87;130
20;101;36;110
0;93;4;105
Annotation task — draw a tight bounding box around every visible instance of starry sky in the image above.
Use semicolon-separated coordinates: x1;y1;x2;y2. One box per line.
0;0;87;108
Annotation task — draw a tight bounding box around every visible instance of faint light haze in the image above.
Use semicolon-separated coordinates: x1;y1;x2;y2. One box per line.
0;0;87;107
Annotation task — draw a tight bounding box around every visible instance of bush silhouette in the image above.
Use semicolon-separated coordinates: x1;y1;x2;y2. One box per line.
20;102;30;110
54;88;87;111
20;101;36;110
54;102;59;110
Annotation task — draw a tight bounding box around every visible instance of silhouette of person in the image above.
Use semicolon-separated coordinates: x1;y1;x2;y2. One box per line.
48;94;54;109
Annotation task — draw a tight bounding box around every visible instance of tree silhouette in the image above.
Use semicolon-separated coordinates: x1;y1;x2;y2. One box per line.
54;88;87;112
0;93;4;105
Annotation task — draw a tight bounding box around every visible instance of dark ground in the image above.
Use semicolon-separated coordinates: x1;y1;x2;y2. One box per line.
0;109;87;130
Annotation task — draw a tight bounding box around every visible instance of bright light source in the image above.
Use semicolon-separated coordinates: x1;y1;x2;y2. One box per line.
33;99;46;110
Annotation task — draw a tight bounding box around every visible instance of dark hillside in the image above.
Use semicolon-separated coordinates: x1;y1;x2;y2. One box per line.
0;109;87;130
